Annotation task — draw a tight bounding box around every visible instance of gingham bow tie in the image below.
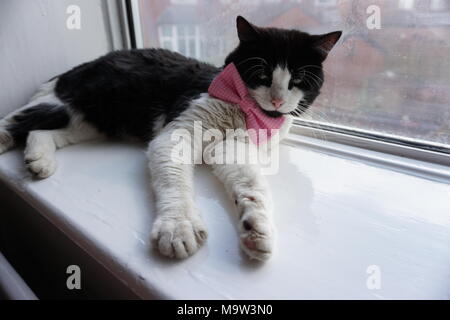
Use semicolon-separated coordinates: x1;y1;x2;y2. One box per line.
208;63;285;145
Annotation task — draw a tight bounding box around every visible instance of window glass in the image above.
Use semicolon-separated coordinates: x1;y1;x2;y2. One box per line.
178;37;186;55
137;0;450;146
160;25;172;37
160;40;173;50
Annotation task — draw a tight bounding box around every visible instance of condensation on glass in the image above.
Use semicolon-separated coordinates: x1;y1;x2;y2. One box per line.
137;0;450;146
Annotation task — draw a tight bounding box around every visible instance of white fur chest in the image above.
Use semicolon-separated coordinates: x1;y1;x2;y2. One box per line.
170;94;293;146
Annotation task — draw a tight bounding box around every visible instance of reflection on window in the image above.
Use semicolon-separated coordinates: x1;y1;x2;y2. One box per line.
399;0;415;10
431;0;446;11
171;0;197;5
315;0;338;7
138;0;450;146
158;24;200;58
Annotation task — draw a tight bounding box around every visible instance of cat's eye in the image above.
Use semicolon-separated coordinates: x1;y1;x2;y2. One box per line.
292;78;302;84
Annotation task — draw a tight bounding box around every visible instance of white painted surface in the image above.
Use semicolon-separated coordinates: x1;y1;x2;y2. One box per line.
0;140;449;299
0;0;111;117
0;252;38;300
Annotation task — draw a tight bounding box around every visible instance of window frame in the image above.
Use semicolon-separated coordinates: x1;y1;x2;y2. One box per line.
122;0;450;170
291;119;450;167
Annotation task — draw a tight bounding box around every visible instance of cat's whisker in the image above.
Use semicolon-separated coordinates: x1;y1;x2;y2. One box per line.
293;70;324;90
307;111;335;141
306;65;336;78
296;65;336;78
295;65;319;74
247;69;265;82
303;74;323;89
291;109;324;142
304;72;324;85
296;69;322;82
242;64;265;77
293;106;332;142
303;76;319;90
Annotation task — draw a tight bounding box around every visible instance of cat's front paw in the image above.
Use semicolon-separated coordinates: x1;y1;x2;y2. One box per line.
239;210;274;261
0;129;13;154
151;215;208;259
24;151;57;179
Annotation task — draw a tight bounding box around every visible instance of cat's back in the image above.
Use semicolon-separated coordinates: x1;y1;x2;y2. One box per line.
54;48;221;140
56;48;219;100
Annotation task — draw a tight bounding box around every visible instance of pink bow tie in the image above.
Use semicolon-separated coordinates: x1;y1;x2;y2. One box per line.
208;63;285;145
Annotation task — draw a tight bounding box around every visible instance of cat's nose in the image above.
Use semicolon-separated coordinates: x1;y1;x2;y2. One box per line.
271;98;285;109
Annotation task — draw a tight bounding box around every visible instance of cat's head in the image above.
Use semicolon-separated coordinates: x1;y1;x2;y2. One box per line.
225;16;341;117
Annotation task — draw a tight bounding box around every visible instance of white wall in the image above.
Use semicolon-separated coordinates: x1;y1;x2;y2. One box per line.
0;0;114;117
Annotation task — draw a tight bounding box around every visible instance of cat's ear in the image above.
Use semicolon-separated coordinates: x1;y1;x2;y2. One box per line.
313;31;342;59
236;16;259;43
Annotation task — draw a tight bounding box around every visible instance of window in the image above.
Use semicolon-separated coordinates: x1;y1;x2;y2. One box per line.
431;0;446;11
399;0;415;10
171;0;197;5
135;0;450;149
315;0;337;7
158;24;200;58
158;25;175;50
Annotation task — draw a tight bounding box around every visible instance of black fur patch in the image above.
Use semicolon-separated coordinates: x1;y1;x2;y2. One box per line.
55;49;220;142
7;104;70;143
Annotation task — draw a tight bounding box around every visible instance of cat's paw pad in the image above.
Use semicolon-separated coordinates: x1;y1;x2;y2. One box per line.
151;216;208;259
239;213;274;261
24;152;57;179
0;129;13;154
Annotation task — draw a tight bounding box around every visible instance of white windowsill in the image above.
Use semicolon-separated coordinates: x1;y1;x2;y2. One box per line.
0;135;449;299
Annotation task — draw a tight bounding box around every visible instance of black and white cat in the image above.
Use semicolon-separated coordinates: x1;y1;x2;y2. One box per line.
0;17;341;260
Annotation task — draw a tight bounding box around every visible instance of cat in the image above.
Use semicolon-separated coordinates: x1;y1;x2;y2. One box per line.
0;16;341;261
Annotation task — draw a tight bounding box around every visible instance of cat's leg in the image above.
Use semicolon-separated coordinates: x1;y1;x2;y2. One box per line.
148;129;208;259
0;126;13;155
211;161;274;261
25;115;103;178
0;80;65;154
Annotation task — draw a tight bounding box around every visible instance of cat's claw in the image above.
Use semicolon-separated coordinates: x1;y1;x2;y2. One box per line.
151;215;208;259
